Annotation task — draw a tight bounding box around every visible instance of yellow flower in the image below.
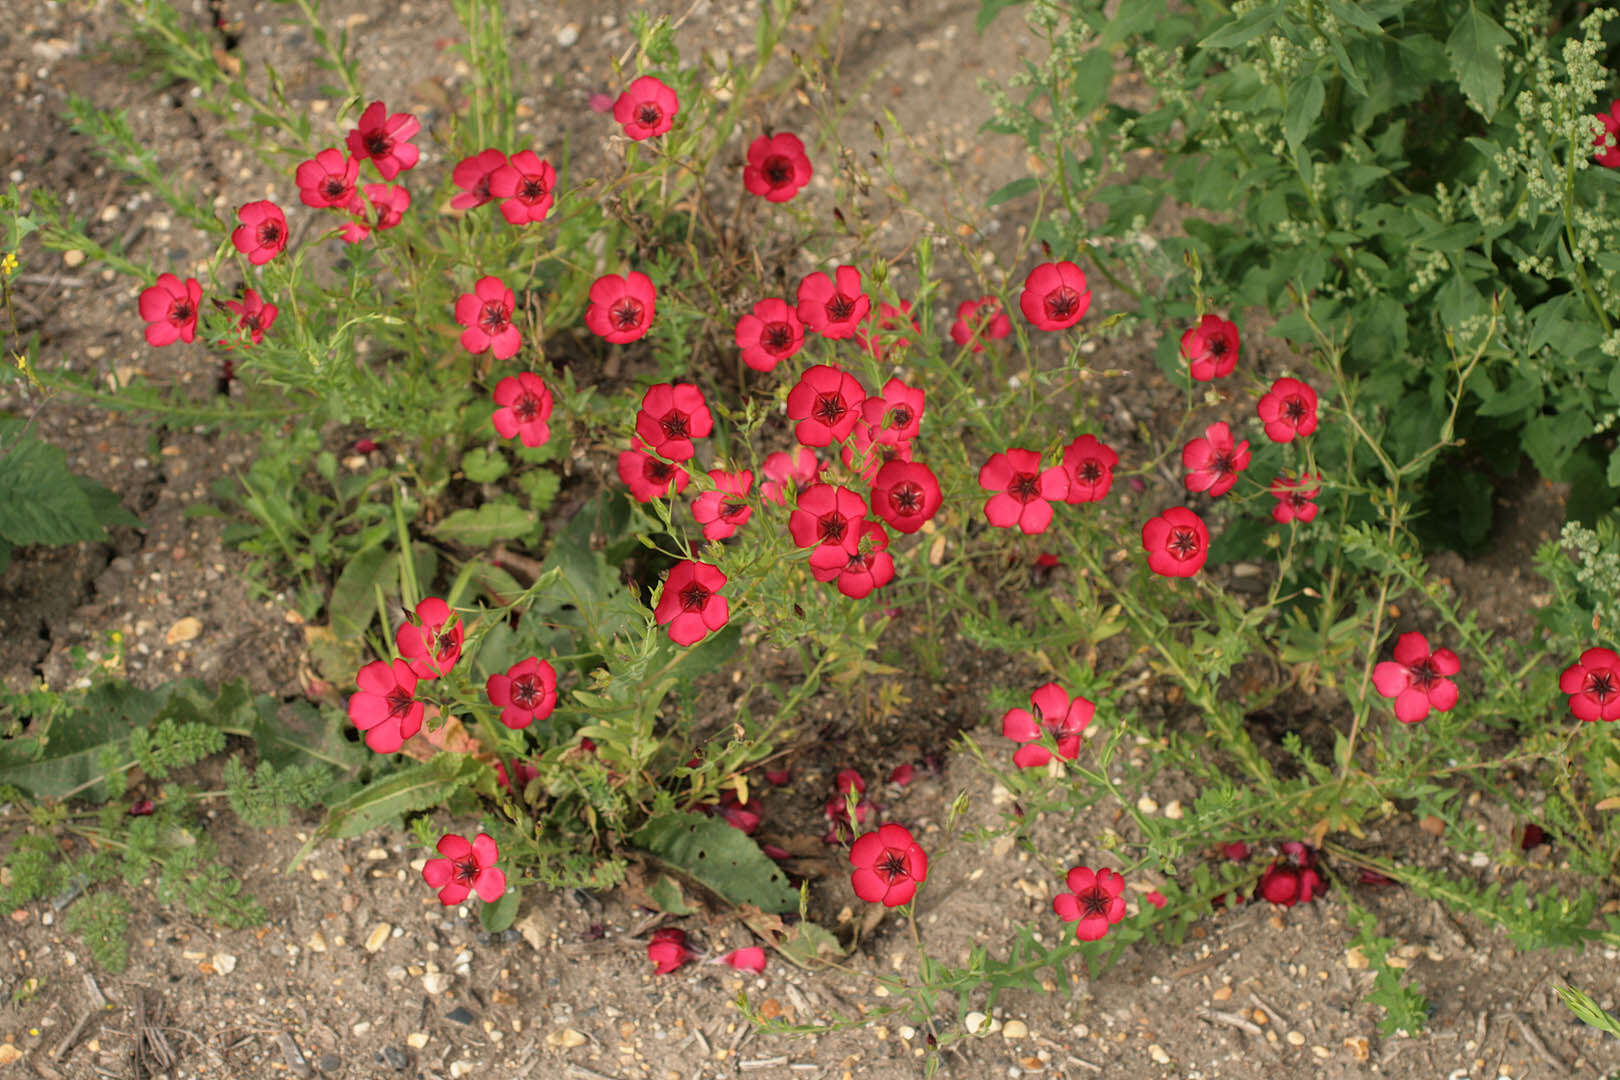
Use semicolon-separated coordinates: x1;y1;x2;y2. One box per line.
0;251;16;277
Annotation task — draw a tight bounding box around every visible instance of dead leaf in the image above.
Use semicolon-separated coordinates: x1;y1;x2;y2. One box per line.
164;617;202;645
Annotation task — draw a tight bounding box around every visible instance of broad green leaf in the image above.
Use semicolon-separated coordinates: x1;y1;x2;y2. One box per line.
1284;73;1325;154
0;681;167;798
1066;47;1115;118
1522;411;1589;481
302;754;482;859
1199;3;1281;49
480;889;520;933
1445;6;1512;119
986;177;1038;208
431;503;535;546
0;435;107;546
647;874;697;915
328;545;390;639
634;811;798;913
519;470;560;516
461;448;509;484
976;0;1029;34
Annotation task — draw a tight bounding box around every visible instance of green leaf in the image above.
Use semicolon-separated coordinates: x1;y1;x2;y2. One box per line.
0;682;167;798
633;812;798;913
431;503;536;546
297;754;482;867
1284;73;1325;154
976;0;1029;34
75;475;141;529
1445;5;1512;119
479;888;520;933
647;873;697;915
1199;3;1281;49
518;470;560;517
0;434;108;546
986;177;1038;208
1067;47;1114;118
461;448;509;484
1325;0;1385;33
1522;412;1590;481
327;545;390;639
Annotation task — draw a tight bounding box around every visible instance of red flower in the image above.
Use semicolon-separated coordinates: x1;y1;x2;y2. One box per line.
980;448;1069;534
361;182;410;230
1269;473;1321;523
849;823;928;907
347;658;424;754
788;483;868;553
1256;377;1319;443
765;768;791;786
1256;842;1324;907
618;441;691;502
786;365;867;446
692;468;754;541
456;276;522;359
495;759;539;793
648;927;693;974
889;763;914;786
655;561;730;646
486;656;558;730
719;946;766;974
1594;102;1620;168
1183;421;1251;497
1142;506;1210;577
1144;891;1168;909
1019;261;1090;331
586;271;657;343
856;300;920;361
824;792;874;840
231;201;288;265
129;800;155;816
451;148;510;210
835;768;866;795
1053;866;1126;941
395;597;463;680
950;296;1011;352
760;448;819;506
734;298;804;372
1372;631;1461;724
346;100;420;180
1181;314;1240;381
743;132;813;202
491;372;554;448
795;267;869;340
870;459;942;534
223;288;278;346
1560;647;1620;722
635;382;712;462
613;75;679;140
422;832;506;905
712;789;762;834
1220;841;1250;862
809;520;895;599
138;273;202;347
840;423;911;485
860;377;925;448
295;148;359;209
1061;434;1118;504
1001;682;1095;768
488;150;557;225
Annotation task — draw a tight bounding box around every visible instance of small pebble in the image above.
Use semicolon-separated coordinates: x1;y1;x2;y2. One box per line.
1163;800;1183;819
422;972;452;995
381;1046;410;1071
365;923;392;952
445;1006;475;1025
449;1061;475;1078
351;1022;371;1037
62;249;85;267
965;1012;990;1035
1286;1031;1305;1046
318;1054;341;1073
212;952;237;975
1136;795;1159;815
406;1032;430;1049
556;23;579;46
1149;1044;1171;1064
1002;1019;1028;1040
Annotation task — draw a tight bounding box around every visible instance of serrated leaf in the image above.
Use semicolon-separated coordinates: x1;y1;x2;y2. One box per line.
461;448;509;484
634;812;798;913
431;503;535;546
0;435;108;546
647;873;697;915
297;754;481;868
519;470;560;516
1284;73;1325;154
1446;5;1512;119
1199;3;1281;49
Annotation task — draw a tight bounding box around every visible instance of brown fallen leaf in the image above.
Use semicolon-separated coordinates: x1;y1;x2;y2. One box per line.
164;617;202;645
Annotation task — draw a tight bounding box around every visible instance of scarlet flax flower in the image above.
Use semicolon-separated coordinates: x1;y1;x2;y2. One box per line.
1019;261;1090;331
1053;866;1126;941
719;947;766;974
1256;377;1319;443
655;561;730;645
734;298;804;372
618;441;690;502
860;377;925;448
456;276;522;359
648;927;693;974
222;288;277;346
347;658;424;754
586;271;657;343
810;520;895;599
980;448;1070;534
789;483;868;553
870;460;941;534
395;597;463;679
491;372;554;448
1001;682;1095;768
346;100;420;179
1269;473;1321;523
1559;647;1620;722
787;365;867;446
231;201;288;265
1183;421;1251;497
613;75;679;140
1142;506;1210;577
634;382;712;462
486;656;558;730
488;150;557;224
760;448;819;506
795;266;869;340
950;296;1011;352
1372;631;1460;724
743;132;813;202
1256;842;1323;906
295;148;359;209
1594;101;1620;168
1181;314;1240;380
692;469;753;540
138;273;202;347
849;823;928;907
450;148;509;209
422;832;506;905
1061;434;1118;504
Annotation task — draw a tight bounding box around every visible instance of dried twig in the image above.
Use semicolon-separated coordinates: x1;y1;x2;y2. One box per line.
1504;1012;1569;1075
1200;1009;1264;1037
1248;989;1287;1027
52;1011;94;1061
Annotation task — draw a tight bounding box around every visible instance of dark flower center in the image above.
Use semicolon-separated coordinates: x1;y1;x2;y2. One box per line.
1167;526;1201;560
660;411;691;441
322;178;347;199
889;482;923;515
886;405;913;430
519;176;548;201
453;856;480;884
1586;672;1616;701
1044;288;1080;321
818;513;849;545
876;849;910;881
513;393;541;421
811;392;847;426
1288;491;1311;509
679;582;711;611
826;294;856;322
644;459;674;484
511;675;543;708
1009;471;1042;503
762;323;794;353
428;626;456;659
365;131;391;157
1078;461;1103;484
845;549;867;572
611;298;645;330
1282;396;1308;423
636;103;662;128
480;303;510;334
258;221;283;246
1212;453;1236;476
764;154;794;185
1408;659;1440;689
473;175;491;199
721;496;748;521
169;301;194;324
1077;886;1112;919
385;686;415;721
1209;336;1228;356
243;312;265;331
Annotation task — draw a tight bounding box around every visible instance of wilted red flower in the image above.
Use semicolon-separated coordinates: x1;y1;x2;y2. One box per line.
222;288;278;346
395;597;463;680
856;300;920;361
586;271;657;343
980;448;1069;534
346;100;420;179
231;201;287;265
734;298;804;372
692;468;753;540
1142;506;1211;577
743;132;813;202
451;148;509;210
796;266;870;340
1372;631;1461;724
1257;377;1319;443
456;276;522;359
655;561;730;646
789;483;868;553
1001;682;1095;768
1559;647;1620;722
760;448;819;505
422;832;507;905
1183;421;1251;497
1220;841;1251;862
712;789;762;834
1181;314;1240;381
138;273;202;347
1061;434;1118;504
1144;890;1168;909
347;658;424;753
613;75;679;140
810;520;894;599
835;768;866;796
635;382;712;462
1053;866;1126;941
495;759;539;793
128;799;155;816
488;150;557;224
719;946;766;974
618;441;691;502
860;377;925;448
787;364;867;446
849;823;928;907
491;372;554;448
295;148;359;209
889;763;914;786
764;768;791;786
1257;842;1324;906
648;927;693;973
486;656;558;730
870;459;942;534
1019;261;1090;331
950;296;1012;352
1594;102;1620;168
1269;472;1322;523
1520;823;1549;850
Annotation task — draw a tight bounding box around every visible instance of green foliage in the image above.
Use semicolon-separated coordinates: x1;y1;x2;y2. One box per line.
1558;985;1620;1039
223;755;332;828
0;418;139;559
63;891;132;973
1347;902;1431;1036
633;812;798;913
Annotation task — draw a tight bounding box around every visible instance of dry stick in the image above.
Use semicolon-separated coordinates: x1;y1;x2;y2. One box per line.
1504;1012;1569;1076
1248;989;1288;1028
1200;1009;1264;1038
1064;1055;1104;1073
52;1012;94;1061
